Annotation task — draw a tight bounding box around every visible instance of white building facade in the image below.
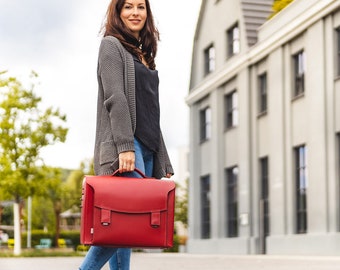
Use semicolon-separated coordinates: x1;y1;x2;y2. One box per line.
186;0;340;255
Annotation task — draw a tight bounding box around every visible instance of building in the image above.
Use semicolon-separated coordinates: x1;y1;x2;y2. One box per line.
186;0;340;255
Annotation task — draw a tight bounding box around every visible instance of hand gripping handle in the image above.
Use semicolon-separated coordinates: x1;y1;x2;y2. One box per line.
112;168;147;178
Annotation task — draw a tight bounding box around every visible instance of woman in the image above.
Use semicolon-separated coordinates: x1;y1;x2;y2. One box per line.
79;0;174;269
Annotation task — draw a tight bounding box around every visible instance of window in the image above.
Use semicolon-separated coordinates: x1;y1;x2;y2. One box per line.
338;133;340;179
336;28;340;77
225;91;238;129
226;167;238;237
200;107;211;142
337;133;340;230
258;73;267;114
204;45;215;75
227;24;240;57
294;145;307;234
259;157;270;238
201;175;211;239
293;51;305;97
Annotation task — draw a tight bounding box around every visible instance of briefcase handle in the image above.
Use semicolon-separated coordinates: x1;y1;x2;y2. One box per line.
112;168;147;178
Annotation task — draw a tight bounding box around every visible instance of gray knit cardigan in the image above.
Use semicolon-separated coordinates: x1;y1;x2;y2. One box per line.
93;36;174;178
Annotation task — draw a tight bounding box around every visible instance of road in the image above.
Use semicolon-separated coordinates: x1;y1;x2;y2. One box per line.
1;253;340;270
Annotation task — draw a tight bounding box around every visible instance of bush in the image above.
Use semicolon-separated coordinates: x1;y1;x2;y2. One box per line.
21;230;54;248
163;234;179;253
59;231;81;249
21;230;80;250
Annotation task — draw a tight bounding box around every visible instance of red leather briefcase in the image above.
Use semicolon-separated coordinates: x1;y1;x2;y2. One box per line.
80;169;176;249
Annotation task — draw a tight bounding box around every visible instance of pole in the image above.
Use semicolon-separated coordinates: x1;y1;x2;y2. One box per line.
27;196;32;249
13;202;21;255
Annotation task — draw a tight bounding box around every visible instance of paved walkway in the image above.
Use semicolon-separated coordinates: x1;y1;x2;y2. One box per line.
1;253;340;270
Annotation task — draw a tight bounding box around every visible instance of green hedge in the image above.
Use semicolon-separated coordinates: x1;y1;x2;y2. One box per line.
163;234;179;253
21;230;80;250
60;231;81;249
18;230;182;252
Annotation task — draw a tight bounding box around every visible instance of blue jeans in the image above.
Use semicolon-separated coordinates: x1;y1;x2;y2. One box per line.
79;138;154;270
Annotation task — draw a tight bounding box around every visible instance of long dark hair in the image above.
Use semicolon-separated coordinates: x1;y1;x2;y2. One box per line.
103;0;159;70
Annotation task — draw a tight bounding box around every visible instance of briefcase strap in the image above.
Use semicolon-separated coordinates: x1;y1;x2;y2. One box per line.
112;168;147;178
100;208;161;228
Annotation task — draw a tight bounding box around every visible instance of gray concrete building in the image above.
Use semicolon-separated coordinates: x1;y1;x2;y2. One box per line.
186;0;340;255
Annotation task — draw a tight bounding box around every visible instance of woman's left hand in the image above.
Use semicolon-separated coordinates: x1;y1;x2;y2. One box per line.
165;173;172;179
118;151;135;173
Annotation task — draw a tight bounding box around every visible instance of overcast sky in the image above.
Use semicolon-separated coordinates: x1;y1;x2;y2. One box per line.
0;0;201;173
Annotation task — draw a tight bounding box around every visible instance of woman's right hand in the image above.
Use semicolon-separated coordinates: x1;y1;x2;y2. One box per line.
118;151;135;173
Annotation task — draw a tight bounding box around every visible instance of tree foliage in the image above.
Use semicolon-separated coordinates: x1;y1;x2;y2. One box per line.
270;0;294;18
0;71;68;203
175;180;188;228
26;159;93;233
63;159;94;209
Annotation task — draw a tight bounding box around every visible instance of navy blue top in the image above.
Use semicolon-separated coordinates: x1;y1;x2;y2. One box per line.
133;55;160;153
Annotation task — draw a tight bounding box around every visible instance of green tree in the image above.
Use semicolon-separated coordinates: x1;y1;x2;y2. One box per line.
0;203;13;227
270;0;294;18
42;167;65;247
27;167;70;247
175;180;188;228
64;159;94;209
25;159;92;245
31;196;54;231
0;71;68;254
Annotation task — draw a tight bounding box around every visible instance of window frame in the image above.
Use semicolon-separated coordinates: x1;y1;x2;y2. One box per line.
224;90;238;130
292;50;306;98
227;23;240;58
337;133;340;231
226;166;239;238
294;145;308;234
200;175;211;239
336;27;340;78
259;157;270;237
204;44;215;75
258;72;268;115
199;107;211;143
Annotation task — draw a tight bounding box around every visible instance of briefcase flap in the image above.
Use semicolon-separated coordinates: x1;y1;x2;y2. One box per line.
85;176;175;214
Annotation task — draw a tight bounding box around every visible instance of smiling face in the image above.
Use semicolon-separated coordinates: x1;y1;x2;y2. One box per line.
120;0;147;39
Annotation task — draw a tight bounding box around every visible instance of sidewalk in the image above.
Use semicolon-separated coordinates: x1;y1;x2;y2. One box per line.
1;253;340;270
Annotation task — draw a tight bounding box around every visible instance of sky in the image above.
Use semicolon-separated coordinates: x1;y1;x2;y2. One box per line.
0;0;202;174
